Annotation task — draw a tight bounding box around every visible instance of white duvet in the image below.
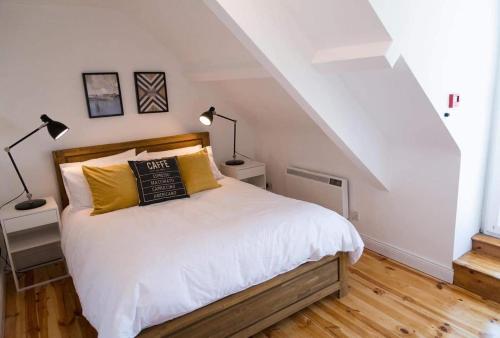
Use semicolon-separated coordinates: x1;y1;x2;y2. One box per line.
62;177;364;338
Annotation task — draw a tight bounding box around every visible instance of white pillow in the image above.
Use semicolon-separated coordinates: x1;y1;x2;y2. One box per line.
141;145;202;160
205;146;224;180
135;151;150;160
60;149;136;208
143;145;223;180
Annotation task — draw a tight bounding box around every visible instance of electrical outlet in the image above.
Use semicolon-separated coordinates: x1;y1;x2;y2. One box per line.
349;211;360;222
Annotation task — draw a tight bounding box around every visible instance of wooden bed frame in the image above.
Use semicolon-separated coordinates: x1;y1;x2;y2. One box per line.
52;132;349;338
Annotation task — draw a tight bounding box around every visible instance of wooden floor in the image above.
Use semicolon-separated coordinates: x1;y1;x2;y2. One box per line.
5;250;500;338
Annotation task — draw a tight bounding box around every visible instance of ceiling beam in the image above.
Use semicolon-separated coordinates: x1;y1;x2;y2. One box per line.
312;41;400;73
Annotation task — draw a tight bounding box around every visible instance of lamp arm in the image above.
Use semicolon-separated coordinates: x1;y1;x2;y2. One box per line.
233;121;237;160
4;122;48;199
6;122;48;150
214;113;238;159
214;113;237;123
6;150;30;197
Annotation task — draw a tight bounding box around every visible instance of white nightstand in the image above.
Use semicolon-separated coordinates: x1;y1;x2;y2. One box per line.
220;160;266;189
0;196;68;291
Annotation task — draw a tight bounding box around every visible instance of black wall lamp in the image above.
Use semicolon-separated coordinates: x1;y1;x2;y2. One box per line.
199;107;244;166
4;114;69;210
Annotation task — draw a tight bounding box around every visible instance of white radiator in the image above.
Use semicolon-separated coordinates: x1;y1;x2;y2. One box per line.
285;167;349;218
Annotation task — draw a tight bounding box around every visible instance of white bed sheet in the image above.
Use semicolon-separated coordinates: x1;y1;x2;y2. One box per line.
61;177;364;338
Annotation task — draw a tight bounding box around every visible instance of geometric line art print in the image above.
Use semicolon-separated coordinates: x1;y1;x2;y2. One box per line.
134;72;169;113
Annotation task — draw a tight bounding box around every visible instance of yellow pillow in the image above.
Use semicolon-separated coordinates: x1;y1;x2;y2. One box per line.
82;164;139;215
177;149;221;195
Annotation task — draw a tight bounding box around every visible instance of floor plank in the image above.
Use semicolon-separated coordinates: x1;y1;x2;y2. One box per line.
4;250;500;338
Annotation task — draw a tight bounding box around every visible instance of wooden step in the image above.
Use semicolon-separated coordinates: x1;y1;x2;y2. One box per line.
472;233;500;258
453;251;500;303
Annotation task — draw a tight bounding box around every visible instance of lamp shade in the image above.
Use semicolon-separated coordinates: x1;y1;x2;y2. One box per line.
199;107;215;126
40;114;69;140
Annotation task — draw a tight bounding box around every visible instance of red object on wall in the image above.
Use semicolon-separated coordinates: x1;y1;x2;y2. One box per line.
449;94;460;108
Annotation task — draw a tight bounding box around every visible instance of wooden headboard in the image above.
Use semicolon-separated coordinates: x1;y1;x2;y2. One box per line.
52;132;210;208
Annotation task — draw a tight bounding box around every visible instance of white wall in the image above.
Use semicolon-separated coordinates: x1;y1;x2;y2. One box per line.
0;2;256;207
206;76;460;281
259;127;459;280
369;0;500;259
483;46;500;237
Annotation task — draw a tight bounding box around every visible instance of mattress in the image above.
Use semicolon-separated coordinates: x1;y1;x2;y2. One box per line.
61;177;364;338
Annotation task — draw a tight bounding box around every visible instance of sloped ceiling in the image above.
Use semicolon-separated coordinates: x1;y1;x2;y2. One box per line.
6;0;459;188
283;0;390;50
339;58;456;150
206;0;394;189
116;0;262;74
5;0;260;73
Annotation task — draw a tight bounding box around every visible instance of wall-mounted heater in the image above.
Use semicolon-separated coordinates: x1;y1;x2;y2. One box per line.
285;167;349;219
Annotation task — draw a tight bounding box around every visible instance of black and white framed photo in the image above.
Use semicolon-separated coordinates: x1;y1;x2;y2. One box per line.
82;72;124;118
134;72;169;114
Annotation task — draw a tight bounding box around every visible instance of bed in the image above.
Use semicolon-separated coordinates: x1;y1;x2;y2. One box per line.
53;132;364;338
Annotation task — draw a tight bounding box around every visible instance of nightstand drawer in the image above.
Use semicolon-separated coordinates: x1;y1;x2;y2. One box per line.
3;210;58;234
236;166;265;180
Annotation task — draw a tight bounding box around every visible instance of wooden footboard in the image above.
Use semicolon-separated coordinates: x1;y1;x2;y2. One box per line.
138;252;348;338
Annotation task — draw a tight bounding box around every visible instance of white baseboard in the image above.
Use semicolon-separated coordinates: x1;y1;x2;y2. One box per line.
360;233;454;283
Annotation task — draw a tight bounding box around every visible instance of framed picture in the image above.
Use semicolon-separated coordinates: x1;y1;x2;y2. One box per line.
82;72;124;118
134;72;169;114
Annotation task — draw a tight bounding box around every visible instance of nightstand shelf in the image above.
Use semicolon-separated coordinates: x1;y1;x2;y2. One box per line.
0;196;68;291
9;223;61;253
220;160;266;189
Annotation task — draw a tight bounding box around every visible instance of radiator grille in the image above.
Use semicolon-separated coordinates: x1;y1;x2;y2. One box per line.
285;167;349;218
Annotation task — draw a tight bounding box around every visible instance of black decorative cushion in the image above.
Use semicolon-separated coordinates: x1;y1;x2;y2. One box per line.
128;157;189;206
